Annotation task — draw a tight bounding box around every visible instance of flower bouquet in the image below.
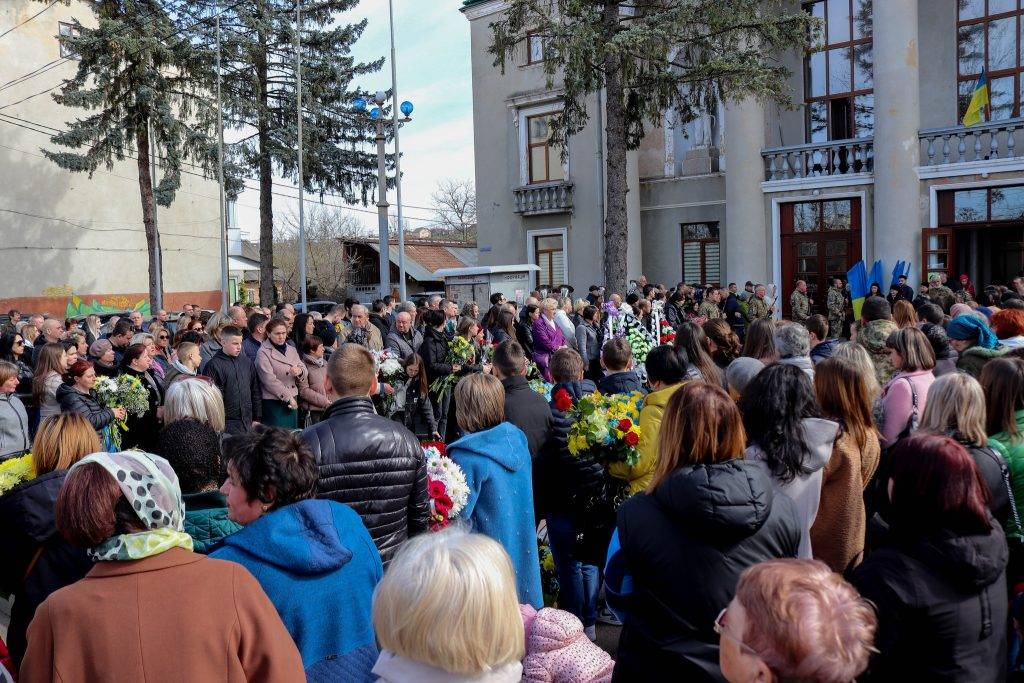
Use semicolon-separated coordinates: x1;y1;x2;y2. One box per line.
429;336;475;403
659;318;676;344
526;361;553;401
538;537;559;606
0;452;34;496
566;391;644;467
94;374;151;450
373;348;405;415
422;442;470;531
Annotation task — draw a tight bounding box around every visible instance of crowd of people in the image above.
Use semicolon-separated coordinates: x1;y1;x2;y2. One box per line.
0;270;1023;681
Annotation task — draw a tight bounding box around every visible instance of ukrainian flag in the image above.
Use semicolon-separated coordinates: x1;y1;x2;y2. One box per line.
963;70;989;127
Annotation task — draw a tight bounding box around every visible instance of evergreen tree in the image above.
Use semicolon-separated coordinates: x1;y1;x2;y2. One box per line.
194;0;385;305
489;0;817;294
41;0;231;312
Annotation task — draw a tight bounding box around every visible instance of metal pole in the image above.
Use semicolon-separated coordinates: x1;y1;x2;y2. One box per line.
216;4;229;311
388;0;407;302
149;119;163;311
295;0;308;308
376;117;391;299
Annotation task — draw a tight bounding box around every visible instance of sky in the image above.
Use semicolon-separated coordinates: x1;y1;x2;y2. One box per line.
234;0;475;240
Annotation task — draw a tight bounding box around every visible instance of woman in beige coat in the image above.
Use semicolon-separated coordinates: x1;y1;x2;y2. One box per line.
255;318;308;429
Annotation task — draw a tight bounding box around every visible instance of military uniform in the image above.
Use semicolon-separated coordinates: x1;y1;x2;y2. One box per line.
929;285;955;301
826;287;845;338
790;290;811;323
697;299;723;320
746;295;771;322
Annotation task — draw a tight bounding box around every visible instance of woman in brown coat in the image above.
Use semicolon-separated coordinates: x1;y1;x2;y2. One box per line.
255;318;308;429
20;450;304;682
299;334;332;426
810;358;881;574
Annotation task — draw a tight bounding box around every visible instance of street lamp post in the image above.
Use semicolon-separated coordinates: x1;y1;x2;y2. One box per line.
354;94;414;300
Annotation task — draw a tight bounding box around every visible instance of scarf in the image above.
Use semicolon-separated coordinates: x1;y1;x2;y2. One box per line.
170;359;195;377
70;451;193;561
946;315;999;350
271;340;289;355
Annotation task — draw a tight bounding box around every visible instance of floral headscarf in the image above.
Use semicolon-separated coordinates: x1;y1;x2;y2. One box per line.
69;451;194;561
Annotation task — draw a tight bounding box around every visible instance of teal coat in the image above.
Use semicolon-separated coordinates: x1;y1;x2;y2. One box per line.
183;491;242;554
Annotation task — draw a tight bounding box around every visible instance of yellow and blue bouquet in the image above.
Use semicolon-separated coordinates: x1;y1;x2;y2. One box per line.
428;335;476;403
95;374;151;450
565;390;644;467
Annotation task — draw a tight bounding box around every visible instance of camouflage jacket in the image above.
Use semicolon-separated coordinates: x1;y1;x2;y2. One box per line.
698;300;724;319
790;291;811;322
746;296;771;322
826;288;845;320
858;318;900;385
929;285;955;302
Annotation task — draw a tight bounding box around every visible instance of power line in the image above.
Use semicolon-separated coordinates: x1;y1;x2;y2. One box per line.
0;207;222;239
0;2;59;43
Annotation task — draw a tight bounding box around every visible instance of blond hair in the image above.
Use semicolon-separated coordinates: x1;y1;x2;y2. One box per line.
327;343;376;397
163;379;226;433
832;342;882;403
540;297;558;312
33;413;101;475
454;374;504;434
919;372;988;447
373;527;524;675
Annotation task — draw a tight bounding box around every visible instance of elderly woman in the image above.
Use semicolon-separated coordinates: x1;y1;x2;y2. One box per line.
773;323;814;378
212;428;383;676
163;377;227;434
20;450;304;680
718;559;876;683
531;298;566;382
0;414;100;667
87;339;118;378
255;318;307;428
947;314;1007;378
447;374;542;608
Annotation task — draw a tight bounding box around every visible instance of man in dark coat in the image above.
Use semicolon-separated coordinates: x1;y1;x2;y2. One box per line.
385;311;423;360
491;340;553;460
301;343;429;566
200;326;261;435
369;299;391;341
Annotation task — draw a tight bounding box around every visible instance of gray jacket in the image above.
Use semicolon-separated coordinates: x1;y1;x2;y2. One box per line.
0;393;30;460
385;329;423;360
575;322;600;367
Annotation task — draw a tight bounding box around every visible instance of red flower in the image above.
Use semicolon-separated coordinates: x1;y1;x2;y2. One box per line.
421;441;446;455
427;479;448;499
624;431;640;446
617;418;632;432
660;319;670;328
434;494;454;515
553;388;573;412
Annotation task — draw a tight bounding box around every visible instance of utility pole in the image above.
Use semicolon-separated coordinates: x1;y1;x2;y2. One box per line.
388;0;407;302
295;0;308;308
216;2;229;311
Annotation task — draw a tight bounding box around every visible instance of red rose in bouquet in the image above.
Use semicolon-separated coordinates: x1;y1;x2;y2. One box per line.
624;431;640;446
427;479;448;499
434;493;454;516
617;418;633;432
553;388;573;412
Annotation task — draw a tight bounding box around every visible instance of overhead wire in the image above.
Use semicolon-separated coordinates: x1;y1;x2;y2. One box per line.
0;2;59;43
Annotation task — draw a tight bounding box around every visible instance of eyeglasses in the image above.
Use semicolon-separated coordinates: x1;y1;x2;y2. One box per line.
714;607;759;656
13;339;23;346
158;335;169;340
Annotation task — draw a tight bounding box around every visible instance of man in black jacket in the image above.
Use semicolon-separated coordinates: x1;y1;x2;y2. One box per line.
492;340;553;459
301;343;429;565
200;326;261;435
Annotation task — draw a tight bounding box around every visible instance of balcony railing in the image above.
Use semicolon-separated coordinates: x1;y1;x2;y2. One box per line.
513;181;574;216
762;138;874;182
919;117;1024;166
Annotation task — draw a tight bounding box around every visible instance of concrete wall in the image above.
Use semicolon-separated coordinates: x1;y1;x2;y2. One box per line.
640;174;726;285
918;0;958;130
0;1;222;316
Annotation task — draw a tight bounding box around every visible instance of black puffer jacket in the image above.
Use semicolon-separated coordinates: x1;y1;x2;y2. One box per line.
419;327;453;386
541;379;605;513
611;461;800;681
55;383;116;431
300;396;429;565
963;442;1012;528
852;523;1008;682
501;375;553;458
0;470;93;667
200;350;261;434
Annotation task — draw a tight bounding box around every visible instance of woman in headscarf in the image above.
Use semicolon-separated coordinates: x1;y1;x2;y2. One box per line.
19;450;304;681
946;314;1007;378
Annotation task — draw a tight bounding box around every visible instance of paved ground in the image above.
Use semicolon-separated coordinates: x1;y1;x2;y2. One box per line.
596;622;621;655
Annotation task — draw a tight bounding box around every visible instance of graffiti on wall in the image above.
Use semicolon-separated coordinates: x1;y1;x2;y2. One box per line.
64;293;151;318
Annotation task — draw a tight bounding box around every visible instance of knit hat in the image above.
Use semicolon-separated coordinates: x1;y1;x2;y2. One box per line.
725;357;765;397
88;338;113;359
946;315;999;349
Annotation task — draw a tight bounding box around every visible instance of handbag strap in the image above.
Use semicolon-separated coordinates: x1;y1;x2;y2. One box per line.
902;376;920;435
1000;452;1024;542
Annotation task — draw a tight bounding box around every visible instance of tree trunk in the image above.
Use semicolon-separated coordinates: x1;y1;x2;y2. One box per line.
256;43;276;306
136;122;161;313
601;0;628;295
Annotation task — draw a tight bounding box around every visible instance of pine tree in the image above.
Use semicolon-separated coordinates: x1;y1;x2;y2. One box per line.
40;0;231;312
489;0;817;294
194;0;385;305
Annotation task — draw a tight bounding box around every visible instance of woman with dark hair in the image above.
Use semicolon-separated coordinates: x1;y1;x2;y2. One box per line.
741;364;838;559
20;450;305;680
575;305;602;382
57;360;125;436
741;318;777;364
292;312;314;349
920;322;958;376
255;318;306;429
487;308;514;347
852;434;1008;681
673;321;723;387
0;331;33;392
605;383;799;679
516;303;539;357
483;304;503;338
703;318;742;369
983;357;1024;552
298;334;331;426
211;428;383;676
456;316;488;376
868;282;882;298
118;343;164;452
665;290;686;331
392;353;439;440
420;308;459;439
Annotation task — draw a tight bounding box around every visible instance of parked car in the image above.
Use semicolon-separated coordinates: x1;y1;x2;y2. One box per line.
293;301;339;315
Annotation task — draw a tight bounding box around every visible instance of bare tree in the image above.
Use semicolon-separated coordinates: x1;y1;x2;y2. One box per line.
430;179;477;243
274;207;366;302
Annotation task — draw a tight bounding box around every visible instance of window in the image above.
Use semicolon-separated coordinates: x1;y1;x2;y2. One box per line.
58;22;81;59
527;33;548;64
803;0;873;141
527;114;565;184
938;184;1024;223
534;234;565;288
957;0;1024;121
681;223;720;285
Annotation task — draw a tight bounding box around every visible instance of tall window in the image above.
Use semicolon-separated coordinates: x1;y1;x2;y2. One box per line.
957;0;1024;121
58;22;81;59
803;0;873;141
534;234;565;288
681;223;720;285
527;115;564;184
526;33;548;64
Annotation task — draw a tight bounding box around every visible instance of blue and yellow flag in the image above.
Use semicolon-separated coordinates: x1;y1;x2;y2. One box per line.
963;70;989;127
847;260;868;321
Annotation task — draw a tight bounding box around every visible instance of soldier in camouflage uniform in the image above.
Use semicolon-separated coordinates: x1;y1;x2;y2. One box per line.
745;284;773;322
927;274;956;309
789;280;812;323
697;287;724;319
826;278;846;339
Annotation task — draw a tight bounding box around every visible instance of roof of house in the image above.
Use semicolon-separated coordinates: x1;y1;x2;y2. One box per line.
347;237;478;283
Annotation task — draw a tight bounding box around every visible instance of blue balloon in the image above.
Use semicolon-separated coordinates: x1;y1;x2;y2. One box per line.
353;97;367;111
400;100;414;116
370;107;382;120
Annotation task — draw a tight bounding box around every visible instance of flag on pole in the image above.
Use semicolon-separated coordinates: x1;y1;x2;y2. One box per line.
847;260;868;321
891;260;911;286
962;70;990;127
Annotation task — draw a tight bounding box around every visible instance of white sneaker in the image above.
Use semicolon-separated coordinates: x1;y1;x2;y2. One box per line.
584;625;597;641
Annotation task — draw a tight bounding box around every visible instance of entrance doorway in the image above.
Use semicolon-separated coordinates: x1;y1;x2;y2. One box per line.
780;197;862;318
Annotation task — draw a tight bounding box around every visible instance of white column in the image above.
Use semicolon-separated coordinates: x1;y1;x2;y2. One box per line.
724;96;769;284
872;0;920;279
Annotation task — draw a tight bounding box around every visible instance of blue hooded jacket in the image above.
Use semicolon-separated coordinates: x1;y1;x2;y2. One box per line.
211;499;383;672
448;421;543;608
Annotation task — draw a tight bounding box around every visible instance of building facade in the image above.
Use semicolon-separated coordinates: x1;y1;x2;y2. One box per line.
0;1;224;317
463;0;1024;317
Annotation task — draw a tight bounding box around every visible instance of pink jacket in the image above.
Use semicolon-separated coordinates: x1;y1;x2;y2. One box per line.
255;341;308;403
879;369;935;447
519;605;614;683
